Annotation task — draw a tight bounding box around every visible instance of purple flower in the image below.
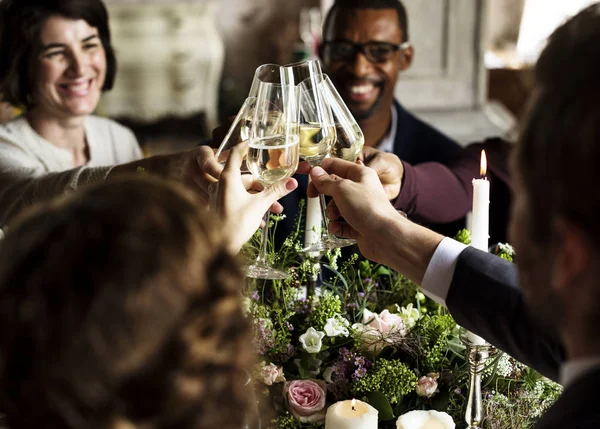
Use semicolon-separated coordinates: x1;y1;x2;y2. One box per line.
253;319;275;355
250;291;260;301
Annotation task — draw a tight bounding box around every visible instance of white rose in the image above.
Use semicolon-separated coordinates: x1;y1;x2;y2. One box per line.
324;316;350;337
299;327;325;354
396;410;455;429
259;362;286;386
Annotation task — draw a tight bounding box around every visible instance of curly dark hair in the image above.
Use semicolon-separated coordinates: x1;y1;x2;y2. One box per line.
0;175;252;429
0;0;117;108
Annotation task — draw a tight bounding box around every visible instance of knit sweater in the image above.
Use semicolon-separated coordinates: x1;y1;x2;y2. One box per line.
0;115;142;226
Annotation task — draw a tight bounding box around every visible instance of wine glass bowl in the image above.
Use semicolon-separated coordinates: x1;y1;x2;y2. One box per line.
321;74;365;162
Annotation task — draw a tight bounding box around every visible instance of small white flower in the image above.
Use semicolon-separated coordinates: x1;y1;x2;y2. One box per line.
323;366;334;383
398;303;420;330
299;327;325;354
324;316;350;337
415;291;426;302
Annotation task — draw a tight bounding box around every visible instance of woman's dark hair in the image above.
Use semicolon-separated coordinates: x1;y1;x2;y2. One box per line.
0;0;117;108
0;175;252;429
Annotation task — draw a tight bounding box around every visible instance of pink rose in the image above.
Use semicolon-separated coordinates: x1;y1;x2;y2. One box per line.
363;309;407;336
416;373;440;398
259;362;285;386
354;309;407;353
284;379;327;423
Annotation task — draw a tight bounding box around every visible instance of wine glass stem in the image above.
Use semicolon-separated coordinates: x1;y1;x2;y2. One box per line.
318;193;331;241
256;210;271;266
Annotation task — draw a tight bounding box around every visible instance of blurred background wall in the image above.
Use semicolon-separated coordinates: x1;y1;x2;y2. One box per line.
0;0;595;150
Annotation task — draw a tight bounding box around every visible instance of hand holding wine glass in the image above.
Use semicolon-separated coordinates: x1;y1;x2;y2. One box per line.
211;143;298;254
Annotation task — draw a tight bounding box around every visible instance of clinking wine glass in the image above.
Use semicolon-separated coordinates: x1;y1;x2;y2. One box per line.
302;74;365;250
322;74;365;163
216;64;283;162
281;61;357;252
233;66;300;279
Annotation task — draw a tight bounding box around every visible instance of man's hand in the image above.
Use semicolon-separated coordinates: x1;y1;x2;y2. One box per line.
360;146;404;200
210;144;298;253
308;157;442;284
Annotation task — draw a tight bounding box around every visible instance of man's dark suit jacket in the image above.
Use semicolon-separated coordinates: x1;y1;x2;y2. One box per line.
275;100;462;247
448;247;564;382
448;247;600;428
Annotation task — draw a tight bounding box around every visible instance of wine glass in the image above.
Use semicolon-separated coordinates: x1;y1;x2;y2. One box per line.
216;64;283;161
322;74;365;163
282;61;359;252
245;76;300;279
301;74;366;250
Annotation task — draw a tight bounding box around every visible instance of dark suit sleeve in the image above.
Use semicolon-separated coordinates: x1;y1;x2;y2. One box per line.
446;247;564;382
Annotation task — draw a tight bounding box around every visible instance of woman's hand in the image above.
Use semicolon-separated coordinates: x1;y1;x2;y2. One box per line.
210;144;298;253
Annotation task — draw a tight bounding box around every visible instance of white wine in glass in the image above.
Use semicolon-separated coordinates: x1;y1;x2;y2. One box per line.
247;134;299;184
332;123;365;162
299;122;336;165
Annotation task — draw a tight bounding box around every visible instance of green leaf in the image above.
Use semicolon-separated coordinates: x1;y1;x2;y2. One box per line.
366;391;395;421
375;266;391;276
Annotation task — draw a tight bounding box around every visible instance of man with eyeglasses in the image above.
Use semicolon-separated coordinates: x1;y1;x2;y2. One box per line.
314;0;511;243
319;0;459;161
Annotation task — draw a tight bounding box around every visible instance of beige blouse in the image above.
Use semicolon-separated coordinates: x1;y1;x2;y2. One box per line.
0;115;143;225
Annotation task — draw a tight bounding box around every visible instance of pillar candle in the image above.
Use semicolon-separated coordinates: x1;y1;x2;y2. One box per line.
305;176;322;247
468;150;489;346
325;399;378;429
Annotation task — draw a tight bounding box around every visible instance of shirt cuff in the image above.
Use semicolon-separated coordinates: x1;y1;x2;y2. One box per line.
420;237;467;307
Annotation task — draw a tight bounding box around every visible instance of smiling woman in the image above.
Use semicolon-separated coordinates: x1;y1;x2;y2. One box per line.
0;0;225;227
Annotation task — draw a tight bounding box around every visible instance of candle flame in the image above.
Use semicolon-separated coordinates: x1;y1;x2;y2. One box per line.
480;150;487;177
351;398;356;411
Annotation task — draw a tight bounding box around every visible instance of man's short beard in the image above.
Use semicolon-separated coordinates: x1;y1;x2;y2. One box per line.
350;92;385;122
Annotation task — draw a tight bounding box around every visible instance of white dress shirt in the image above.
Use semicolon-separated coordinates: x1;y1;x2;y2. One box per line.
375;105;398;154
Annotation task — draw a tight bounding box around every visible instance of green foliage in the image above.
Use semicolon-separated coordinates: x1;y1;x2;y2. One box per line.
305;291;342;331
244;208;556;429
413;314;456;372
352;359;418;404
454;229;472;245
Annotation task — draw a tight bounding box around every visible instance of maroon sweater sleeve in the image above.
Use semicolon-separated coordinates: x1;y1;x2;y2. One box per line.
394;138;512;224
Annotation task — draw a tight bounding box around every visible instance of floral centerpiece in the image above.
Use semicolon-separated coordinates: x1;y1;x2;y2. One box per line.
242;207;561;429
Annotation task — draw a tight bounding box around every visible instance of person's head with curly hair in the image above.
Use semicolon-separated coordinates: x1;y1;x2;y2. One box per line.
0;175;252;429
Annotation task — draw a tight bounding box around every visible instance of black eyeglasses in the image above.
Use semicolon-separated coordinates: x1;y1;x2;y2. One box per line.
321;40;411;63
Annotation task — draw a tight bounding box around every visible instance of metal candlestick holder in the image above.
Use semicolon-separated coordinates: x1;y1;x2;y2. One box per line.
460;329;492;429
